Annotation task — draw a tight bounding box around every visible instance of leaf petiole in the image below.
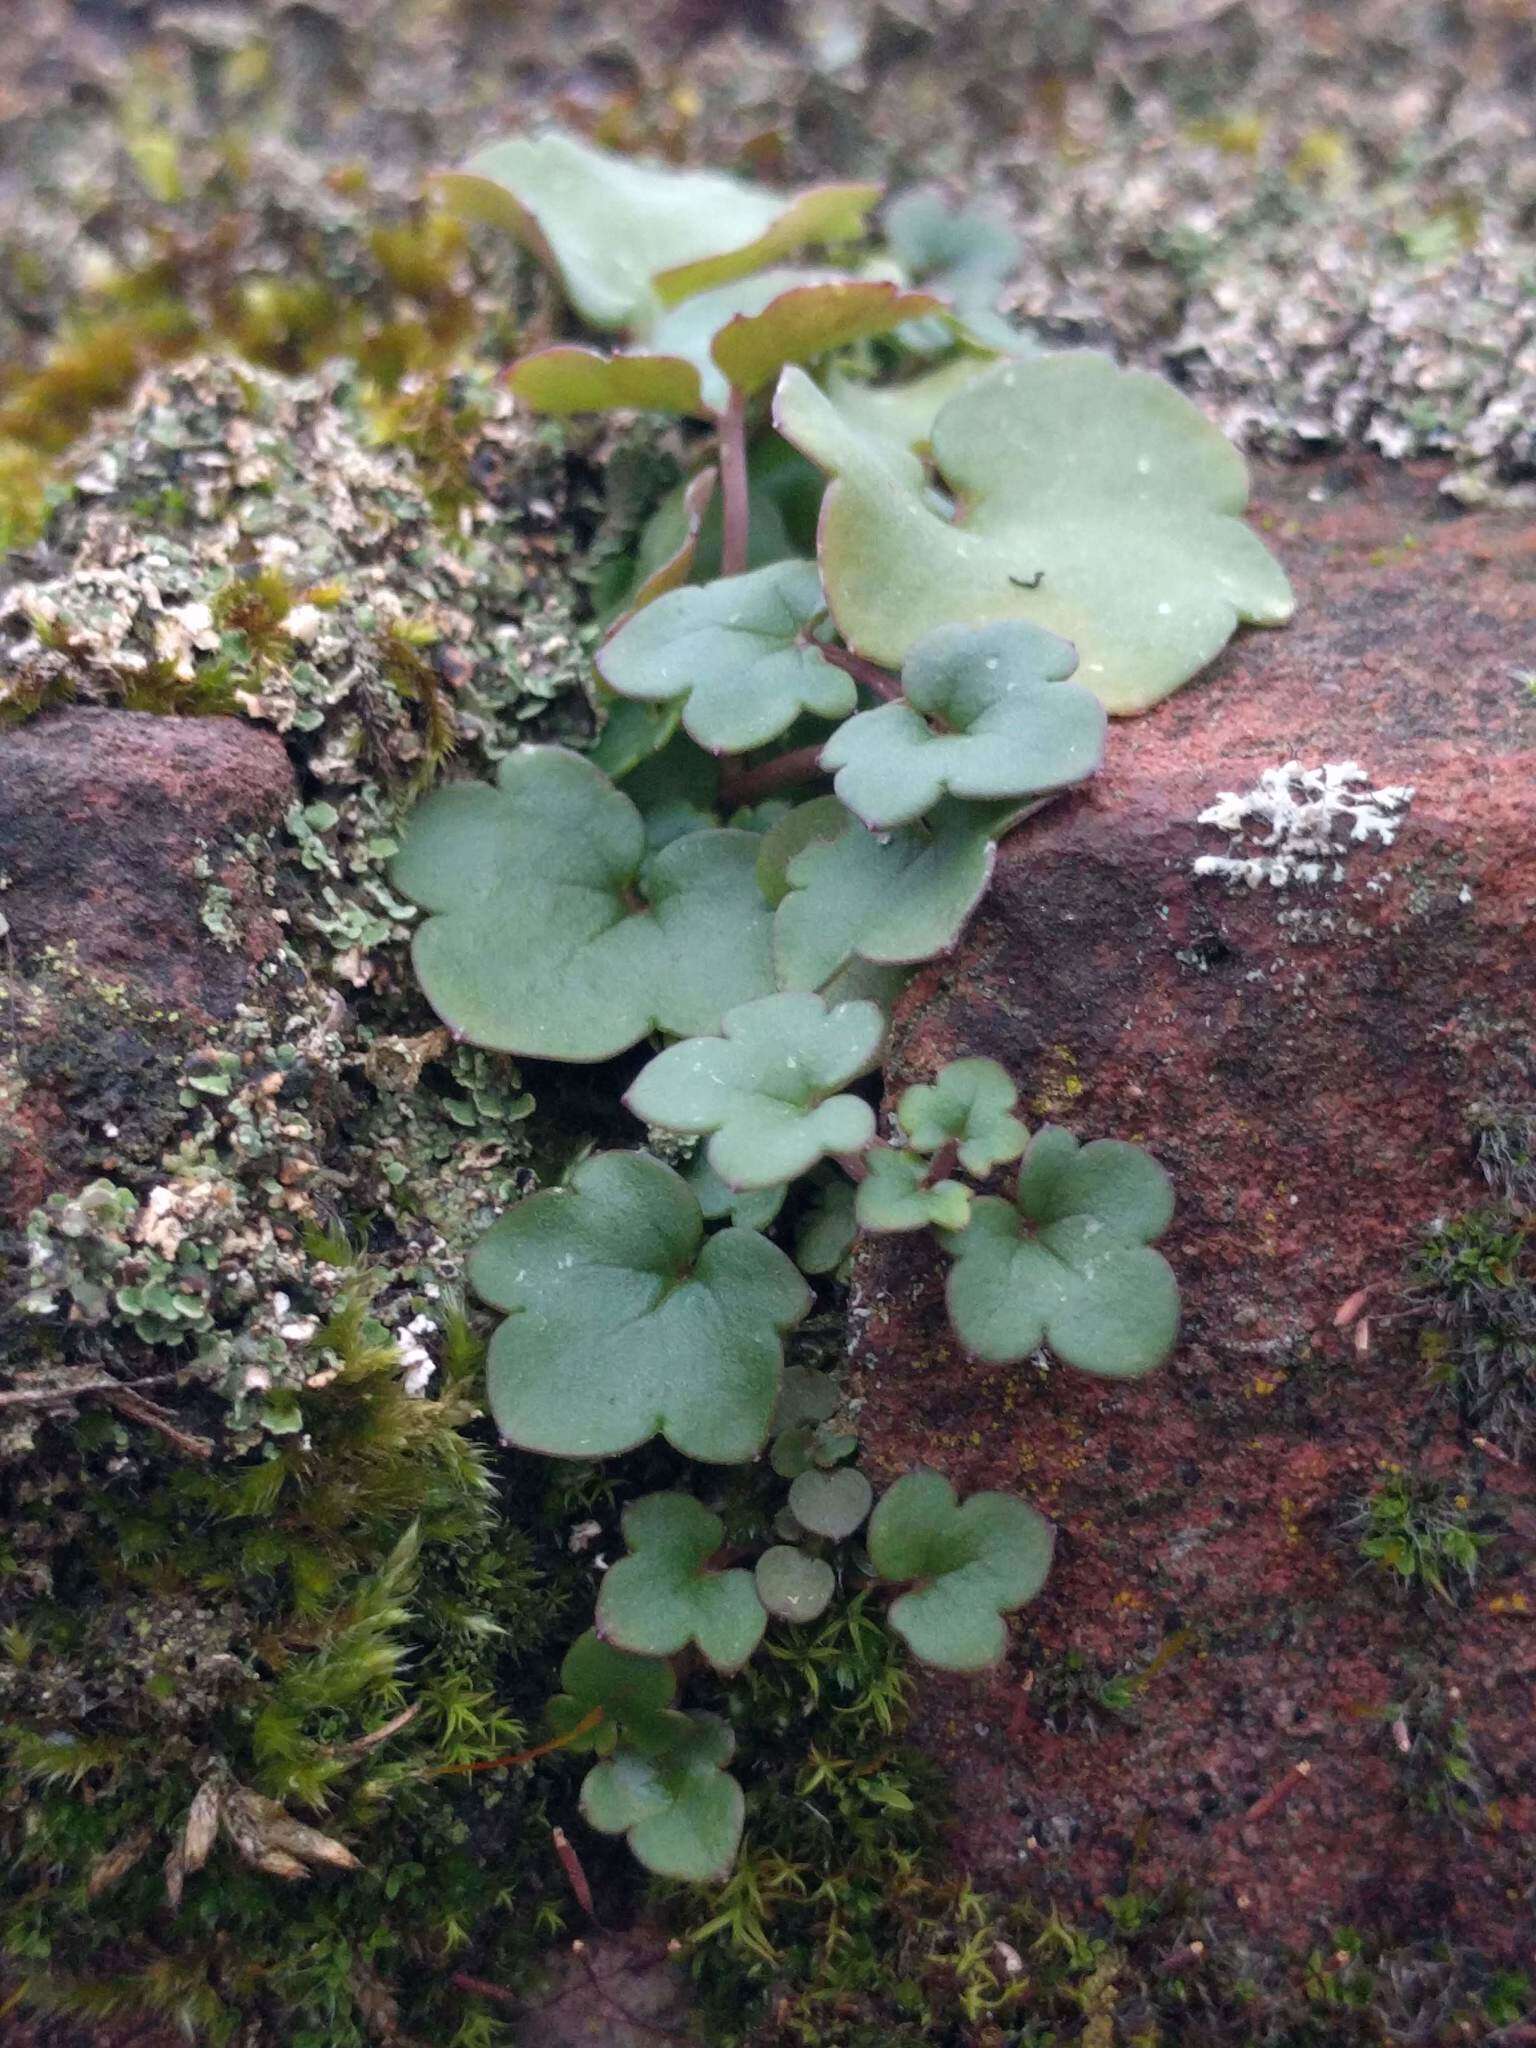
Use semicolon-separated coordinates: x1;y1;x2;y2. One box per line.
718;388;751;576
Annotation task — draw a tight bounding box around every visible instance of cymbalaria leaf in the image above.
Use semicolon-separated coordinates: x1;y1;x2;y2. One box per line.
547;1630;676;1758
895;1057;1029;1176
625;991;883;1190
786;1465;873;1540
820;619;1104;829
469;1152;809;1462
755;1546;836;1623
580;1711;744;1881
443;130;876;329
942;1125;1178;1375
772;796;1011;991
855;1146;972;1234
776;352;1294;713
596;1493;766;1674
598;561;853;755
390;746;774;1059
867;1470;1054;1671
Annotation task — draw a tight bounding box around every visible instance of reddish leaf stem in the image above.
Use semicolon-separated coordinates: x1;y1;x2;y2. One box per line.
718;389;750;577
718;743;827;810
820;643;903;702
426;1705;602;1777
920;1139;961;1187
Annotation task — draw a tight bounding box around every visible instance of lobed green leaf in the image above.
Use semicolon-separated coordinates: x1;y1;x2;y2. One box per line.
390;746;774;1059
895;1056;1029;1176
625;991;884;1190
580;1711;744;1881
598;561;853;755
941;1125;1178;1375
776;352;1294;714
469;1152;809;1463
442;130;876;329
820;619;1104;830
596;1493;766;1674
867;1470;1054;1671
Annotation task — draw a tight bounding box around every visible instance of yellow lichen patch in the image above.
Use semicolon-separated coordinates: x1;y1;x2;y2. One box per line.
1031;1044;1085;1120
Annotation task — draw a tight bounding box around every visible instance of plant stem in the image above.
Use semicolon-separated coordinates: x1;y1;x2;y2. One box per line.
821;644;902;702
719;389;750;576
0;1369;191;1411
834;1151;870;1183
921;1139;961;1187
718;743;827;810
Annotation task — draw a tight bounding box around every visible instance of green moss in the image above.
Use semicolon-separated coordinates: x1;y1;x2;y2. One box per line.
1410;1121;1536;1456
1346;1469;1490;1600
0;1259;583;2047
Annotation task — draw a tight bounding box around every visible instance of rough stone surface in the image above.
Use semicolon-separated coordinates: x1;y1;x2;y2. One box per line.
0;708;295;1224
856;456;1536;1958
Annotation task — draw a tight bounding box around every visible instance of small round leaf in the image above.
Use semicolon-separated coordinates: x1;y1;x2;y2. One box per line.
855;1147;971;1234
755;1546;836;1623
787;1465;873;1540
895;1057;1029;1176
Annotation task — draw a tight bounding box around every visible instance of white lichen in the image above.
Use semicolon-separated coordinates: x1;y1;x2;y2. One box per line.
1192;760;1415;889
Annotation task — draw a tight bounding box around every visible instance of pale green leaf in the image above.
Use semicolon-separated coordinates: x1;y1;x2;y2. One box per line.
442;130;876;329
621;730;722;852
884;187;1034;356
775;353;1294;714
941;1125;1178;1375
469;1152;810;1462
684;1151;786;1233
596;1493;765;1674
755;1546;836;1623
787;1465;872;1540
886;188;1018;300
895;1057;1028;1176
773;1365;841;1430
707;275;945;398
390;746;774;1059
580;1711;743;1880
511;270;944;419
626;991;883;1190
820;619;1102;829
505;345;705;417
855;1146;971;1234
772;797;1010;991
793;1171;858;1278
867;1470;1054;1671
598;562;853;755
822;359;999;464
